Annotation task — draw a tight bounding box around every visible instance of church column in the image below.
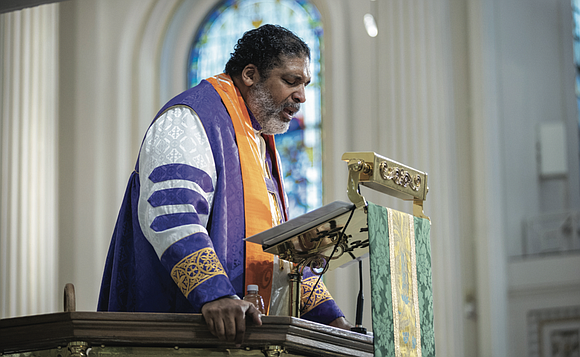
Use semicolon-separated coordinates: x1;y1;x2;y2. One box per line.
467;0;509;355
0;4;59;318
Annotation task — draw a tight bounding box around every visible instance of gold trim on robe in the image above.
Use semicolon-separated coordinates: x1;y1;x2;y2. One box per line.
170;247;228;298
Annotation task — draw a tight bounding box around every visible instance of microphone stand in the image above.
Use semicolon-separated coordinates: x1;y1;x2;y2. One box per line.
350;259;367;334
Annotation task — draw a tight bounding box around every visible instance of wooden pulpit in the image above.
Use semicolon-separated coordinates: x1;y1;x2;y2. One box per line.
0;311;373;356
1;151;435;357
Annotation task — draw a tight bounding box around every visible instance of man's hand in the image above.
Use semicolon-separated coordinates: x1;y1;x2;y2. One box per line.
201;297;262;346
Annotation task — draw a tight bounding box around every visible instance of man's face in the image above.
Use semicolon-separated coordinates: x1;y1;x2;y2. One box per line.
246;55;311;135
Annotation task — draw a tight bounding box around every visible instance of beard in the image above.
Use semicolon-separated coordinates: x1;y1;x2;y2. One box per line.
246;80;300;135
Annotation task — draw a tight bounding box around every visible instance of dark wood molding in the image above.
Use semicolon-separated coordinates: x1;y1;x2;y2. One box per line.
0;312;373;356
1;0;69;14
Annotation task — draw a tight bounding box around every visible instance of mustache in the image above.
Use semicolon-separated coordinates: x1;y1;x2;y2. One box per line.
282;102;300;112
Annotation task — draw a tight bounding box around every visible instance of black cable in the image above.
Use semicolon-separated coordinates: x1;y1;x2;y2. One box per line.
300;205;356;314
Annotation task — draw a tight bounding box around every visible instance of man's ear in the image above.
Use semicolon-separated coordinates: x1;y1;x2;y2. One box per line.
241;64;260;87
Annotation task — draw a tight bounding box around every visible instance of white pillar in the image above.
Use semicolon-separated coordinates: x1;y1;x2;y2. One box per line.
0;4;59;318
467;0;509;355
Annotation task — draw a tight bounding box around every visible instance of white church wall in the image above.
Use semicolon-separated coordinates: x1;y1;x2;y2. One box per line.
489;0;580;355
496;0;580;259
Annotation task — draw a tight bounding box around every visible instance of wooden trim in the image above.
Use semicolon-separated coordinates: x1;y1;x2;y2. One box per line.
1;0;64;14
0;312;373;356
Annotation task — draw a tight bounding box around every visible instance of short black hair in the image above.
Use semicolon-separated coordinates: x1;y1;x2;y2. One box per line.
224;24;310;79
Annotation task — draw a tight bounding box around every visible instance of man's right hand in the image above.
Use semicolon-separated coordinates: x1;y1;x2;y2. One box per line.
201;297;263;346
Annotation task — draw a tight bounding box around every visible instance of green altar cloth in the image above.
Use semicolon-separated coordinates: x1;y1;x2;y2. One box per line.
367;203;435;357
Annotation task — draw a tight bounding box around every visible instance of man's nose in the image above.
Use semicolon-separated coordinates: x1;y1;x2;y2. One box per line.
293;85;306;103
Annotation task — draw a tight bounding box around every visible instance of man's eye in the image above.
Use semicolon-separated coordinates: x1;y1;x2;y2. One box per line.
284;79;295;85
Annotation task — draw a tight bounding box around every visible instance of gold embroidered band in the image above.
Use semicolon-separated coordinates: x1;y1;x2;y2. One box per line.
300;275;333;315
388;208;422;357
170;247;227;298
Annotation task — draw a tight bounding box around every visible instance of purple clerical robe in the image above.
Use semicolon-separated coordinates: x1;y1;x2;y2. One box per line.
98;78;343;324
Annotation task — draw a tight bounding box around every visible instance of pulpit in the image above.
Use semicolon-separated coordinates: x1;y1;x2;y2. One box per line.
0;311;373;356
246;152;435;356
0;152;435;357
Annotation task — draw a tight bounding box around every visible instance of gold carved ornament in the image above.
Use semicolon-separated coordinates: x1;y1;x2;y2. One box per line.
379;161;422;192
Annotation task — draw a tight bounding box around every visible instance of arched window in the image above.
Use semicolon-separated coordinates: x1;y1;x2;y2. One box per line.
188;0;323;218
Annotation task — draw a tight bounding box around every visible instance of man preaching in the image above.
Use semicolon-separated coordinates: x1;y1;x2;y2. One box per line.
98;24;352;346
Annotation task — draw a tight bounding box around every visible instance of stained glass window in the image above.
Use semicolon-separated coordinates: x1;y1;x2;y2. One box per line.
188;0;324;218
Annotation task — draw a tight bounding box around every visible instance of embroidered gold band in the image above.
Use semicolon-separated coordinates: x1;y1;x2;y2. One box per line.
388;208;422;357
170;247;227;297
300;275;333;315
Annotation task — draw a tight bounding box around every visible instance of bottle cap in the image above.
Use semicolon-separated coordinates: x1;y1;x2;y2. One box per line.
247;284;259;292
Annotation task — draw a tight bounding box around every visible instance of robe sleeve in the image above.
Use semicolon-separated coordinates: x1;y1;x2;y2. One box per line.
300;268;345;324
137;106;236;311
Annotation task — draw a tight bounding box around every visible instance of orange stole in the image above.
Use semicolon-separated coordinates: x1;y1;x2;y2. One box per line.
206;74;285;313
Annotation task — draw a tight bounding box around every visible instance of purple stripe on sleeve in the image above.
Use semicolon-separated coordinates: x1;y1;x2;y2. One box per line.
148;188;209;215
149;164;214;193
150;212;201;232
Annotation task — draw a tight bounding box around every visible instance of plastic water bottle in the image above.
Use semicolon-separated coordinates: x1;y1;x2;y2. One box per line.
243;284;266;315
